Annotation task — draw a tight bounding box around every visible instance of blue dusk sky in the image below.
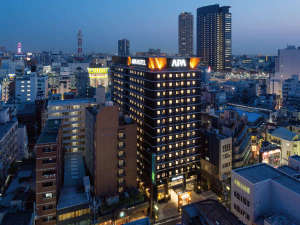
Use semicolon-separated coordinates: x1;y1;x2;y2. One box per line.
1;0;300;55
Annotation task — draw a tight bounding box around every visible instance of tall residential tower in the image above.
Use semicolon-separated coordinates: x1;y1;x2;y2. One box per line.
118;39;130;56
178;12;194;56
197;4;232;72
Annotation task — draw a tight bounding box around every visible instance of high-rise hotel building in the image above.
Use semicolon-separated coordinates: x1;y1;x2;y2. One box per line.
197;4;232;72
112;56;202;202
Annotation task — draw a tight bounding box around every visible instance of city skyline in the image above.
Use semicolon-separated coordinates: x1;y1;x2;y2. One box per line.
1;0;300;55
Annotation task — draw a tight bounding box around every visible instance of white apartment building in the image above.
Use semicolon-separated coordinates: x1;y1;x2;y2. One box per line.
231;163;300;225
45;98;96;152
15;72;48;103
267;127;300;165
0;107;18;184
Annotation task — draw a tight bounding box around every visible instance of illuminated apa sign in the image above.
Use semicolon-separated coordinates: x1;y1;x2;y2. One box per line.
131;58;147;66
171;59;187;67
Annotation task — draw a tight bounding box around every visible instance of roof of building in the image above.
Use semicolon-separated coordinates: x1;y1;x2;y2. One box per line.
0;117;17;142
263;214;298;225
234;108;263;124
1;211;33;225
48;98;95;106
57;152;89;210
290;155;300;161
269;127;299;141
16;103;36;115
278;166;300;178
124;217;150;225
234;164;300;194
182;199;243;225
36;119;61;144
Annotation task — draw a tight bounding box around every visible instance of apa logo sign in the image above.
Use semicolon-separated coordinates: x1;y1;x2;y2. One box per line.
171;59;187;67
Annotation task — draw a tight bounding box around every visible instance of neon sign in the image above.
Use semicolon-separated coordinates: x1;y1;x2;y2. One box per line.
171;59;187;67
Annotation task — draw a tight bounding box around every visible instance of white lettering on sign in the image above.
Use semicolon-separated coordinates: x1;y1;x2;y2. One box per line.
171;175;184;181
131;58;146;66
171;59;187;67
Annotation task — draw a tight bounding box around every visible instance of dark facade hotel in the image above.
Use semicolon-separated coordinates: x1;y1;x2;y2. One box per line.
197;4;232;72
111;56;202;205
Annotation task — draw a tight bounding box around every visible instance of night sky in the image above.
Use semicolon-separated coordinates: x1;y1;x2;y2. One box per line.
1;0;300;55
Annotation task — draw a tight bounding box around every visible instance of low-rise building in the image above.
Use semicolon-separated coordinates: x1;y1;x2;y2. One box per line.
267;127;300;165
0;107;18;185
200;129;232;195
56;152;91;225
231;163;300;225
182;199;243;225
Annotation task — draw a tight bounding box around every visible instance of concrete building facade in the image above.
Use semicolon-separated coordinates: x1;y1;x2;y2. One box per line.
35;119;63;225
85;105;137;196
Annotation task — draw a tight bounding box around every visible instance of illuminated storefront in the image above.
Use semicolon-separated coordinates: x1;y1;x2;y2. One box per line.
87;67;109;89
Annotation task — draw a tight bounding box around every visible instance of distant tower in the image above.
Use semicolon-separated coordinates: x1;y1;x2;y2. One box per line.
118;39;130;56
17;42;22;54
77;30;83;56
179;12;193;56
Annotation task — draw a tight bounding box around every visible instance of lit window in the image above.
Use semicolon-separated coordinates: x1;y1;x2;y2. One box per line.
157;83;161;88
157;92;161;97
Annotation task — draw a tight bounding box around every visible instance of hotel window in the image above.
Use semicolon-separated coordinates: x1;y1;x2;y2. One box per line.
169;162;172;167
169;74;172;78
157;92;161;97
157;110;161;115
169;109;172;114
169;100;173;104
44;192;53;199
157;101;161;106
163;74;166;78
157;74;160;79
187;90;191;94
169;82;173;87
157;83;161;88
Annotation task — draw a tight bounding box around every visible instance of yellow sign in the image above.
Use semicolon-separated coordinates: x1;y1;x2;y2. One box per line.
87;68;109;74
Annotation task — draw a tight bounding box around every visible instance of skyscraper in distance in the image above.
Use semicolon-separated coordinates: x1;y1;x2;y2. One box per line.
197;4;232;72
118;39;130;56
179;12;193;56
